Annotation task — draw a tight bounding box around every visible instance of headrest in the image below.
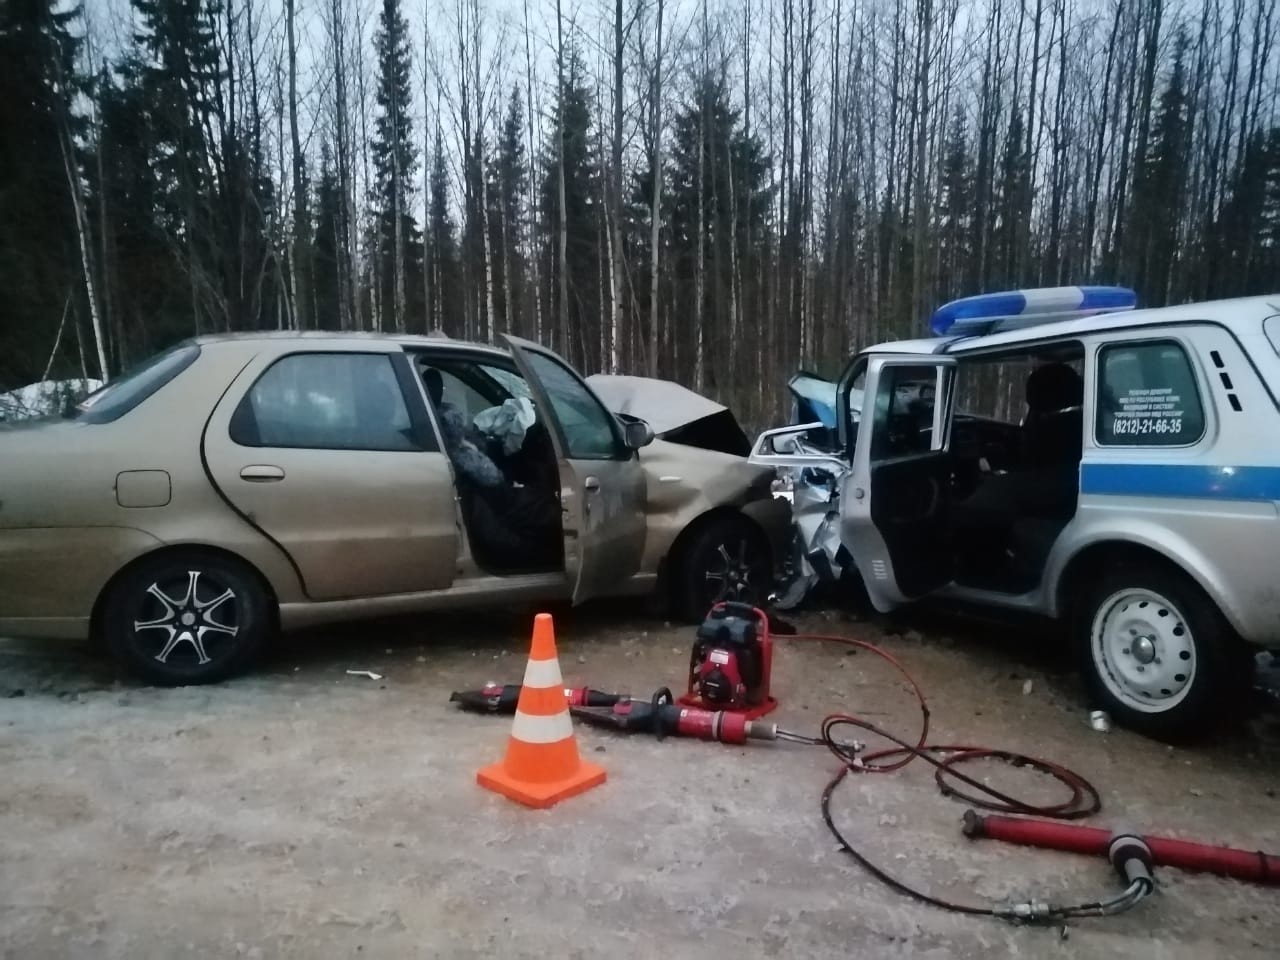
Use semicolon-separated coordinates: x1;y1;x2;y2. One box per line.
423;367;444;405
1025;362;1083;413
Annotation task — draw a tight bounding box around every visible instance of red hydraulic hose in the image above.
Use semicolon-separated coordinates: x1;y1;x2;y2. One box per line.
963;810;1280;885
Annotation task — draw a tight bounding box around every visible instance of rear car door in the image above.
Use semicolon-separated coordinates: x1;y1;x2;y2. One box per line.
202;347;458;601
839;355;958;611
501;335;647;603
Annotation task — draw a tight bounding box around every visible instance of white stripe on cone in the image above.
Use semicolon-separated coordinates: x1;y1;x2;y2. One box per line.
511;709;574;745
522;657;564;689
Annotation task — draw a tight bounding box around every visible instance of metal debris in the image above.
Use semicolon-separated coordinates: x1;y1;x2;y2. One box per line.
346;670;384;681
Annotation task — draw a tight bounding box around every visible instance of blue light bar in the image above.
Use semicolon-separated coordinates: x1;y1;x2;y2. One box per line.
929;286;1137;337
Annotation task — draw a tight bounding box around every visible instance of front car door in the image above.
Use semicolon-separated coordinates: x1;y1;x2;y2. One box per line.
838;354;958;611
502;336;647;603
203;345;457;601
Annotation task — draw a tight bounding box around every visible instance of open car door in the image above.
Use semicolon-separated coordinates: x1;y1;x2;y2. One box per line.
839;355;957;612
501;335;648;604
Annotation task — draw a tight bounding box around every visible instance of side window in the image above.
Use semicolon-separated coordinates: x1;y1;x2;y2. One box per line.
1095;341;1205;446
523;352;623;459
1265;315;1280;358
869;365;941;460
72;342;201;424
434;368;492;421
230;352;420;452
482;364;534;400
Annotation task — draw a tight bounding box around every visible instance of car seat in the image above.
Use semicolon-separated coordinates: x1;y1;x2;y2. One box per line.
1006;362;1085;586
1020;362;1084;467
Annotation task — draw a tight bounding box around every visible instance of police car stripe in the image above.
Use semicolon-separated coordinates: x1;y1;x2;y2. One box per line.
1080;463;1280;501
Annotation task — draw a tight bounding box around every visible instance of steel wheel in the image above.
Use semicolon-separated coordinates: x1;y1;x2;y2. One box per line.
1075;562;1252;739
1090;587;1195;713
103;551;271;685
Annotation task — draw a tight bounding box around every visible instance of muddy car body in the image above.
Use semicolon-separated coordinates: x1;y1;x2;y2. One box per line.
0;333;789;684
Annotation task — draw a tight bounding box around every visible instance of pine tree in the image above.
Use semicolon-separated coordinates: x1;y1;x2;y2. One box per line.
314;142;344;330
371;0;419;331
992;109;1030;288
665;71;772;394
0;0;85;388
488;87;528;335
540;44;601;369
1128;29;1190;302
427;134;460;334
937;108;973;301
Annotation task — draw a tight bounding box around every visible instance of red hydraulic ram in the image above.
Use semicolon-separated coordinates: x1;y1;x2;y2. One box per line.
962;810;1280;885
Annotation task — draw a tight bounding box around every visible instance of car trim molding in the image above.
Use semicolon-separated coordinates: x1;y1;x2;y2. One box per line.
1080;463;1280;502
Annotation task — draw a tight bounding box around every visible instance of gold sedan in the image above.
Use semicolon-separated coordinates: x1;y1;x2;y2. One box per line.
0;332;790;684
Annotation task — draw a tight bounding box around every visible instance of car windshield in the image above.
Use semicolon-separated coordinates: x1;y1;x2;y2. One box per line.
70;342;201;424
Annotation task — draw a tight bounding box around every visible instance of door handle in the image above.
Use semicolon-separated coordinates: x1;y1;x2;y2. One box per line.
240;465;285;483
584;476;601;492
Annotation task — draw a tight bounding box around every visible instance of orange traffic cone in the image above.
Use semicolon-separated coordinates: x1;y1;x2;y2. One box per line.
476;613;606;809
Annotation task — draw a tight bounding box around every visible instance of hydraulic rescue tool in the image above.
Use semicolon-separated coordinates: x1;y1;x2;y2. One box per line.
569;687;778;744
680;602;778;718
449;682;623;714
963;810;1279;886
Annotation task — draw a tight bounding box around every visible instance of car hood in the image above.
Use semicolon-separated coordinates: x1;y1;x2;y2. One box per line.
586;373;752;457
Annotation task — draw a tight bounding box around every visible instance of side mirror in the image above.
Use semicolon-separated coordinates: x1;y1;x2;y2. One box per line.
772;433;800;454
624;419;655;450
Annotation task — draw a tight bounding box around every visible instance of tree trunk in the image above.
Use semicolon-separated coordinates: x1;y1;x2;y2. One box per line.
53;57;108;379
555;0;569;356
524;0;543;343
647;0;664;377
694;0;708;392
287;0;310;330
610;0;625;373
911;0;933;324
473;0;495;341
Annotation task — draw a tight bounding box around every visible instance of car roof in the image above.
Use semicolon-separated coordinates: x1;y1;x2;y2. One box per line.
861;293;1280;357
189;329;513;359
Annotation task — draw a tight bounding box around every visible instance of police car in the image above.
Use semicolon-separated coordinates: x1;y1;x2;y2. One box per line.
753;286;1280;737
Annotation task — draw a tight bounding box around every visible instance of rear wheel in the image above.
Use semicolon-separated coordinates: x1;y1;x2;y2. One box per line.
671;515;772;622
1074;563;1251;740
102;551;272;686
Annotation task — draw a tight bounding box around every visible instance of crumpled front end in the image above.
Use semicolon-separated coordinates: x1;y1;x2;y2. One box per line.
634;438;790;576
767;446;851;610
749;372;858;610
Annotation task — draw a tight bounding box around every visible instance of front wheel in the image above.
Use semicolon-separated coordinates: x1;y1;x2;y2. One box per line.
671;515;772;623
1074;564;1252;740
102;551;272;686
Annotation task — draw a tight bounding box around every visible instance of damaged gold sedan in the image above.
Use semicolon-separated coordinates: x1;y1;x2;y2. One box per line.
0;332;790;685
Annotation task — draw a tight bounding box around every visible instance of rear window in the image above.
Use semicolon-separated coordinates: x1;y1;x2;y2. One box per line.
72;342;201;424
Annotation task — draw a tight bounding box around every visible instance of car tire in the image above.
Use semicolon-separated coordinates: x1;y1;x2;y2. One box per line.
102;551;272;686
1074;562;1252;740
671;514;772;623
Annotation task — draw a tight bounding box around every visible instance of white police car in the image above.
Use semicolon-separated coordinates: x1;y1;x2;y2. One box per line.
753;286;1280;737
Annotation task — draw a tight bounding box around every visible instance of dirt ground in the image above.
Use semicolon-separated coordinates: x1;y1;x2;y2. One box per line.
1;601;1278;959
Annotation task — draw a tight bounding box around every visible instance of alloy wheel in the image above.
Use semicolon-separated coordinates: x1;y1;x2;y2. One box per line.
703;537;763;606
132;570;241;667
